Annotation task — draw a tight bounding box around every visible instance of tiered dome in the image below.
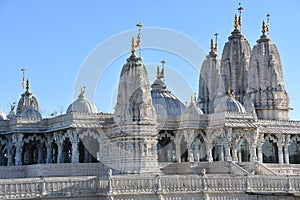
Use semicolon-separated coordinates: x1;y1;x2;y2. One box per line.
215;94;246;113
66;87;97;114
151;65;185;116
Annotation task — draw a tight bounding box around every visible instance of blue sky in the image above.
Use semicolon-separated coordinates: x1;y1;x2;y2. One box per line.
0;1;300;119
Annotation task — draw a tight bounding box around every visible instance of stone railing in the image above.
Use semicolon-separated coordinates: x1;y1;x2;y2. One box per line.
264;163;300;175
108;174;300;194
0;163;107;179
255;162;278;175
0;176;104;199
228;161;250;175
0;174;299;199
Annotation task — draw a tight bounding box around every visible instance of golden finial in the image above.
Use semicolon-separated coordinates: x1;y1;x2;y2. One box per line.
210;38;214;52
227;86;231;95
234;14;239;30
262;20;266;35
131;37;136;55
26;79;30;92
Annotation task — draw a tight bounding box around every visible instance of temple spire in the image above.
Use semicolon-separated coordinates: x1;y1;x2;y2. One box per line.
234;14;239;31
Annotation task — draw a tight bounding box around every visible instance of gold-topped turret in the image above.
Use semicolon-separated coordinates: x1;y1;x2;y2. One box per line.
131;37;136;55
262;20;267;35
234;14;239;30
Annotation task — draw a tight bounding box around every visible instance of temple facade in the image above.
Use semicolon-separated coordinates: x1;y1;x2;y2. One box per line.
0;9;299;200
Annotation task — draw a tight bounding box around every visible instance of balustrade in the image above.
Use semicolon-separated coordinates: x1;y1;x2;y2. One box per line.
0;174;298;199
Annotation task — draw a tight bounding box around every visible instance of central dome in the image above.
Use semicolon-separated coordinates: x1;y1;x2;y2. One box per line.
66;87;98;114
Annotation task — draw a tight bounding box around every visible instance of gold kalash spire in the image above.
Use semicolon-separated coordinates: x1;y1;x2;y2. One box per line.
262;20;267;35
131;37;136;55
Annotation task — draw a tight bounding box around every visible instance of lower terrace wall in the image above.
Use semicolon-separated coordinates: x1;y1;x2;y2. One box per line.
0;174;300;199
0;163;108;179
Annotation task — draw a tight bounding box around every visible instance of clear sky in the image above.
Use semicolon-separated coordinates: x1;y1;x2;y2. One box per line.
0;0;300;119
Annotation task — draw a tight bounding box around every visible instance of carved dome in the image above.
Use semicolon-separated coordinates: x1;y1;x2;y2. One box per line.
66;88;97;114
151;67;185;116
16;80;40;115
19;106;42;119
0;109;7;120
215;95;246;113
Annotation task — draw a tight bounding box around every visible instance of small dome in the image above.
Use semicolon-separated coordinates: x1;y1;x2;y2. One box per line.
66;88;97;114
19;106;42;119
151;90;185;116
16;79;40;115
151;65;185;116
183;101;203;115
215;95;246;113
0;110;7;120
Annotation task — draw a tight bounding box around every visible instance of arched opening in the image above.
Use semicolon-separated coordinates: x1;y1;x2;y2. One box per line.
51;142;58;163
63;138;72;163
157;132;175;162
236;138;250;162
192;136;206;162
23;141;38;165
289;141;300;164
212;138;225;161
262;139;278;163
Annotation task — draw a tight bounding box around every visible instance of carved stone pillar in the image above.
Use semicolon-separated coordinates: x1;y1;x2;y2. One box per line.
206;143;213;162
53;133;64;163
46;136;53;164
284;144;289;164
257;134;264;162
232;146;238;162
224;129;232;161
68;130;79;163
284;135;290;164
6;141;13;166
250;144;257;162
250;129;258;162
13;134;24;166
277;144;284;164
173;133;182;162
